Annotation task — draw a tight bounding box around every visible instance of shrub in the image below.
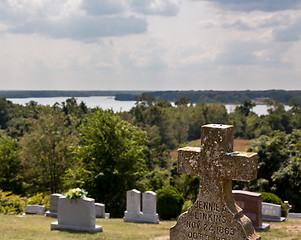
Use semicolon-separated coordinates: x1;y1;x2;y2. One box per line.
181;200;193;213
157;186;184;220
0;190;27;214
260;192;286;217
27;193;50;211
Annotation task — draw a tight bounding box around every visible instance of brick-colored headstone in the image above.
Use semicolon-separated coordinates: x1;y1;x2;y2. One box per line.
170;124;261;239
233;190;270;230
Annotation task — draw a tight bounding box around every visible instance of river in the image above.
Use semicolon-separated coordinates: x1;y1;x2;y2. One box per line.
7;96;290;116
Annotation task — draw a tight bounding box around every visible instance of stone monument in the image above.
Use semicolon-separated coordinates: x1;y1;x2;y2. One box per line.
262;202;285;222
284;201;292;217
142;191;159;224
123;189;159;223
170;124;261;240
51;196;102;233
25;205;45;215
233;190;270;230
123;189;142;222
46;193;63;217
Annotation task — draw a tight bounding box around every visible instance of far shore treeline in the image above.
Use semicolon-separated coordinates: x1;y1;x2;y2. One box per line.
0;92;301;218
1;90;301;105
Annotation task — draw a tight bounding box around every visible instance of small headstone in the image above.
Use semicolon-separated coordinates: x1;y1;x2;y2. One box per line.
46;193;63;217
233;190;270;231
51;196;102;233
288;213;301;218
25;205;45;215
170;124;261;239
284;201;292;217
123;189;142;223
95;203;110;218
262;202;285;222
142;191;159;224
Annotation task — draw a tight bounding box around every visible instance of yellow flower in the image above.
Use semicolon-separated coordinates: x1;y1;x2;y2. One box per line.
76;192;79;196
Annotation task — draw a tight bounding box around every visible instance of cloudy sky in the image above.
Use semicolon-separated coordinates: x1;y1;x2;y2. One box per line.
1;0;301;91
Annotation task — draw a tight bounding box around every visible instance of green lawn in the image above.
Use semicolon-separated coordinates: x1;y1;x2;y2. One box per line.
0;215;300;240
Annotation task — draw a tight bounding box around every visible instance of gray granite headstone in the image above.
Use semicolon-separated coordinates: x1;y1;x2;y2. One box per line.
170;124;261;239
46;193;63;217
95;203;110;218
51;196;102;233
262;202;285;222
25;205;45;215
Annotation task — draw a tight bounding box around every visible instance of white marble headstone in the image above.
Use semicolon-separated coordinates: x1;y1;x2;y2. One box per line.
142;191;159;223
123;189;142;222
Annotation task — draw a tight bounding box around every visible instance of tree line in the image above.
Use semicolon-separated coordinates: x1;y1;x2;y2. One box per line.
0;94;300;216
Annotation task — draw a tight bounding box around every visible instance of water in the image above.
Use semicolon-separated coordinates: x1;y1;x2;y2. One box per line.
7;96;136;112
7;96;290;115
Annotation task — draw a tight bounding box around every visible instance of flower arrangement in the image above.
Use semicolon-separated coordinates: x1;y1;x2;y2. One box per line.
65;188;88;199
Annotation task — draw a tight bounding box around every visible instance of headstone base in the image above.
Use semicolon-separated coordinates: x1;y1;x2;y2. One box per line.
255;223;270;231
288;213;301;218
123;211;159;224
51;221;102;233
46;211;58;218
262;216;285;222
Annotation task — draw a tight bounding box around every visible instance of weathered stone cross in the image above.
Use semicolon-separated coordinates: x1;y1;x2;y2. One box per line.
170;124;261;240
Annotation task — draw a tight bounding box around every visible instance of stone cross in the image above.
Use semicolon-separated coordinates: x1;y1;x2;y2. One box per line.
170;124;261;240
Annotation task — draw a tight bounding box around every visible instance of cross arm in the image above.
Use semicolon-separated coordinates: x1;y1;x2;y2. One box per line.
177;147;201;175
219;151;258;182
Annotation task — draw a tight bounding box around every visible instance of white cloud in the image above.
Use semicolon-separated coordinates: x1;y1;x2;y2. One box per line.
81;0;126;16
130;0;181;16
196;0;301;12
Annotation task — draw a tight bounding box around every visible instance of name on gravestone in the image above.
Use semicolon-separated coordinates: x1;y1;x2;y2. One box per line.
170;124;261;240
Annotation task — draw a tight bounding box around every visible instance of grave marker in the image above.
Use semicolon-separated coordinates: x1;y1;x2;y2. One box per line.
51;196;102;233
142;191;159;224
262;202;285;222
233;190;270;230
46;193;63;217
123;189;142;223
170;124;261;239
25;205;45;215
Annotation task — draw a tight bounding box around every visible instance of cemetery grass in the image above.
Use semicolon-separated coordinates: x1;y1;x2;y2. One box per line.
0;215;301;240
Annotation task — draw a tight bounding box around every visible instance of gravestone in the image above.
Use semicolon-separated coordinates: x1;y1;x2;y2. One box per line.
262;202;285;222
284;201;292;217
25;205;45;215
123;189;159;223
46;193;63;217
95;203;110;218
123;189;142;222
142;191;159;224
233;190;270;230
170;124;261;239
51;196;102;233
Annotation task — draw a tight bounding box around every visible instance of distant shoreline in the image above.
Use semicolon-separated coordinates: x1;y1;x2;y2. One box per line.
1;90;300;104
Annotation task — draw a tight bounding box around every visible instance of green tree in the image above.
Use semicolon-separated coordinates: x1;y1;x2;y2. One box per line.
0;132;22;193
20;111;78;194
66;109;148;217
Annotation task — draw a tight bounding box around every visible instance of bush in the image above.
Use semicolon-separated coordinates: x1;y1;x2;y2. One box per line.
157;186;184;220
0;190;27;214
27;193;50;211
260;192;286;217
181;200;193;213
